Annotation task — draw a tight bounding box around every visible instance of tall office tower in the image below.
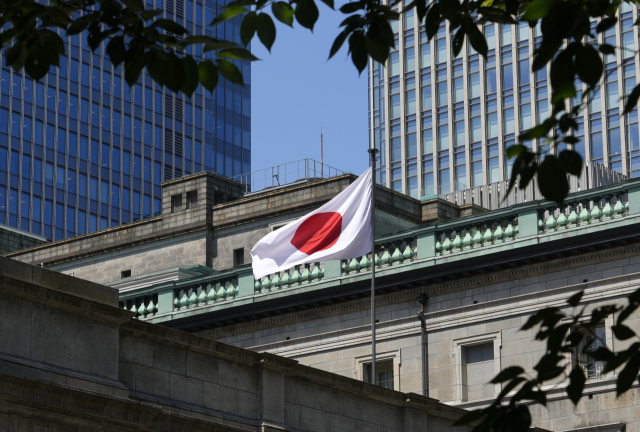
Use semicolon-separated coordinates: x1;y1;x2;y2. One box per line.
368;3;638;198
0;0;251;241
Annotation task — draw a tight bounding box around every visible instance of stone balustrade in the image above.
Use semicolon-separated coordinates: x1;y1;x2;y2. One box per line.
120;177;640;325
173;276;239;309
341;237;417;275
538;192;629;233
120;293;158;319
254;262;324;294
435;217;519;256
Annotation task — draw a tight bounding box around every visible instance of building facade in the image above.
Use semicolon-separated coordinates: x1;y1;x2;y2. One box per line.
0;255;470;432
369;4;640;198
0;0;251;241
8;170;640;431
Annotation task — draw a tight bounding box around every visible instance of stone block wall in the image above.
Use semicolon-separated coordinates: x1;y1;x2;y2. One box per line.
203;243;640;431
0;255;471;432
0;224;47;254
48;232;207;284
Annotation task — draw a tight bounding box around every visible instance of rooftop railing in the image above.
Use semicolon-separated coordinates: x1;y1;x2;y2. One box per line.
232;158;346;195
120;175;640;322
422;161;627;211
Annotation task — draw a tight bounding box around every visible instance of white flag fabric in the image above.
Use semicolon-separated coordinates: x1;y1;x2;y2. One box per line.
251;168;373;279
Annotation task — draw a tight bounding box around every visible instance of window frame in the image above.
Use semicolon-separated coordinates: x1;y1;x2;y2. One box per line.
355;350;401;391
452;331;502;403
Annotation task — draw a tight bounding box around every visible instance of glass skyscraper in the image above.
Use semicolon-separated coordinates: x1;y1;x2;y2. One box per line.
0;0;251;241
369;2;639;199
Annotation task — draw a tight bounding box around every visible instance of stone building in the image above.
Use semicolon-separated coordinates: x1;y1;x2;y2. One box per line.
6;170;640;431
0;256;469;432
0;223;47;254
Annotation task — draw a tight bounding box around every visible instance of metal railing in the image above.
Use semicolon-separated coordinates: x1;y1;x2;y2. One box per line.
232;159;346;195
420;162;627;211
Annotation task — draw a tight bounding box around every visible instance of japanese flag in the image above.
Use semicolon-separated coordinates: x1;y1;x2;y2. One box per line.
251;168;373;279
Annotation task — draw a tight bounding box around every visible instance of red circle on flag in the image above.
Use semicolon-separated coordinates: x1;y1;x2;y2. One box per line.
291;212;343;255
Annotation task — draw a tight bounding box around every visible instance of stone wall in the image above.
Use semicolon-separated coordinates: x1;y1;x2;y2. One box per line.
0;255;470;432
202;243;640;432
50;231;207;284
0;224;47;254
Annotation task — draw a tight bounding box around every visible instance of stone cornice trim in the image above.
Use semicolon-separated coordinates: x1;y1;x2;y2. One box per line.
201;245;638;340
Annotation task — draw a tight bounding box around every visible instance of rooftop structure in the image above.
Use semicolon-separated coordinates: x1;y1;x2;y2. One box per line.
0;223;47;255
6;166;640;430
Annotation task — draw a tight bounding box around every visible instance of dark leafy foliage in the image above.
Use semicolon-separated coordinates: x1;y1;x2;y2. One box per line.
452;282;640;432
3;0;640;205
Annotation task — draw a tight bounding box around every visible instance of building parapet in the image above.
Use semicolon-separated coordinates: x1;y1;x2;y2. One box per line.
122;176;640;329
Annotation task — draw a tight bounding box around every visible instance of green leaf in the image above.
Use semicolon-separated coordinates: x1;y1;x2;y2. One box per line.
550;49;576;102
348;31;368;74
567;367;586;404
240;11;258;46
589;346;614;362
329;29;349;59
181;56;199;96
567;291;584;307
490;366;524;384
452;27;464;58
521;0;554;22
522;307;561;330
218;47;260;61
537;155;570;203
340;1;364;13
599;44;615;55
106;36;126;67
558;150;583;176
364;34;389;64
257;13;276;52
617;353;640;396
464;17;487;57
66;17;91;36
624;84;640;114
153;18;188;34
597;17;617;33
183;35;218;44
613;324;636;340
24;42;49;81
141;9;164;20
506;144;526;159
217;58;245;85
272;2;295;27
161;52;186;93
575;44;603;87
320;0;334;9
211;6;248;25
198;60;219;91
295;0;320;31
368;17;396;48
425;3;441;40
203;40;239;52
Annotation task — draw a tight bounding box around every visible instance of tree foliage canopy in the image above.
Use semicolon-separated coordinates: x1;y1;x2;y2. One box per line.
1;0;638;202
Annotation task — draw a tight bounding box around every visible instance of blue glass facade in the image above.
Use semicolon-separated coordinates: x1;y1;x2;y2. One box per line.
0;0;251;241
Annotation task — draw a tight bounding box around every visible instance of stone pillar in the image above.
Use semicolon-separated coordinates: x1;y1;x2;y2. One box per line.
237;270;256;297
157;289;175;314
628;185;640;215
323;260;342;278
417;229;436;258
517;209;539;238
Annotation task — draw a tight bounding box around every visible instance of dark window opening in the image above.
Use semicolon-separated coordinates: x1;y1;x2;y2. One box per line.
121;269;131;279
171;194;182;213
233;248;244;266
363;361;394;389
186;190;198;209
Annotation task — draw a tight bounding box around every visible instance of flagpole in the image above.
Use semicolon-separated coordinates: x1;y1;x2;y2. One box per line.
368;148;378;385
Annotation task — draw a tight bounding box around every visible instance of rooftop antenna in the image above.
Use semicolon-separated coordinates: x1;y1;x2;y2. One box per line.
321;128;324;178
